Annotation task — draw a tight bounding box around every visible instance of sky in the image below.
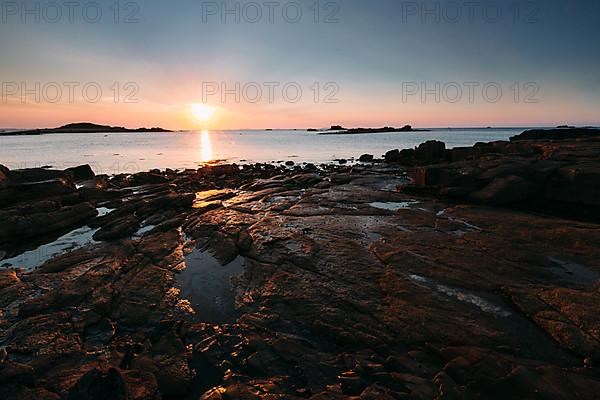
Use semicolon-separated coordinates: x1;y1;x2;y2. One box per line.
1;0;599;130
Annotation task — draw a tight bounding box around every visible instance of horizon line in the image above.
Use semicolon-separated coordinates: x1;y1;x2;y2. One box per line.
2;123;600;132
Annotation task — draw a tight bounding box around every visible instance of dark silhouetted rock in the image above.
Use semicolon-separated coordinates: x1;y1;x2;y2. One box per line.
0;360;35;387
547;165;600;207
511;128;600;142
0;202;97;244
93;216;139;241
415;140;446;164
67;368;127;400
8;168;73;184
0;164;9;189
359;154;374;162
469;175;532;205
473;141;510;156
385;149;401;163
128;172;168;186
0;178;76;207
402;136;600;221
200;164;240;176
413;165;448;187
66;165;95;181
451;147;474;162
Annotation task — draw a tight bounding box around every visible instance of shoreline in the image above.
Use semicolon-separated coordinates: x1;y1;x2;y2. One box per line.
0;128;551;173
1;129;600;398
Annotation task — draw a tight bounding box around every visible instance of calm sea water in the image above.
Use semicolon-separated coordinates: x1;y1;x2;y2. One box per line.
0;128;529;174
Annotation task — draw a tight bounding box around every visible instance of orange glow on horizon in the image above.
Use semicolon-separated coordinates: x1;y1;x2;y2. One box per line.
1;91;598;130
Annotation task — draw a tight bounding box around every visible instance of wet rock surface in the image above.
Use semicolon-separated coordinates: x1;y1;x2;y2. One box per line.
1;134;600;399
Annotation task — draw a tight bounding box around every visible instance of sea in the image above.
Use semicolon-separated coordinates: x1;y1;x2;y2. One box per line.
0;128;533;174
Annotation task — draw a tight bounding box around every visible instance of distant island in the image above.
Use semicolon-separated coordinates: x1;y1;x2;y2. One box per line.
314;125;430;135
1;122;172;136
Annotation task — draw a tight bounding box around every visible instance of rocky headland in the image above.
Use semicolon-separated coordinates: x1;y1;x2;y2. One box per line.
1;123;172;136
1;128;600;399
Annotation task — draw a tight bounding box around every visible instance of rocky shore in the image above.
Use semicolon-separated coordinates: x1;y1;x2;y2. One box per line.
1;129;600;399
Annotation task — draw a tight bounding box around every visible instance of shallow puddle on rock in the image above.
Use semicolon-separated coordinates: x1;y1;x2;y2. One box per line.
369;201;419;211
132;224;156;239
547;257;598;285
175;248;244;324
96;207;115;217
408;274;511;317
0;226;99;272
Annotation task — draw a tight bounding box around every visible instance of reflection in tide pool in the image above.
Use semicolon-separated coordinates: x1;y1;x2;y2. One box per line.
175;248;245;323
200;130;213;163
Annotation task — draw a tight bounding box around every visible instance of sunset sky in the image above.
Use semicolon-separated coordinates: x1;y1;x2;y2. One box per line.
1;0;599;130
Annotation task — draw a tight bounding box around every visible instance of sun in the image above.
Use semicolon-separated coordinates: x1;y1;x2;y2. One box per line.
190;103;216;122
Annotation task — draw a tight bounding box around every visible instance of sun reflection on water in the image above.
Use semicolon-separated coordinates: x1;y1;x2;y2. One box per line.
200;130;213;163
